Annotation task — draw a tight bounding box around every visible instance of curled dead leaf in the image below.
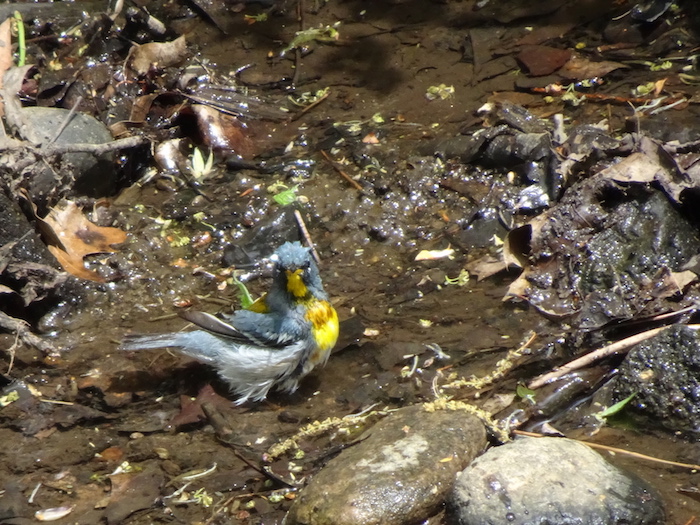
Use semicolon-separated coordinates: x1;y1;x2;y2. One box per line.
38;200;127;282
128;35;188;77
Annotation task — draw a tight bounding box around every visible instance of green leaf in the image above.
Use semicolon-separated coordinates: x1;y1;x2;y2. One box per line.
516;384;536;404
230;272;255;309
272;185;298;206
598;392;636;419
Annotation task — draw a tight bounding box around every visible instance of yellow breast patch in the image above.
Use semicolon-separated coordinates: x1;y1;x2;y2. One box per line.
305;300;339;355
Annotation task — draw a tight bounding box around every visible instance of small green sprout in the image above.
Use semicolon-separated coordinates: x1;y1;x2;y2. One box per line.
444;269;470;287
190;147;214;180
155;217;191;247
679;73;700;85
633;82;656;97
561;88;585;106
425;84;455;101
244;13;268;23
282;22;340;56
13;11;25;67
288;87;330;107
516;384;536;405
191;212;216;231
229;272;255;309
168;234;191;247
371;113;385;124
192;488;213;507
268;492;286;503
111;461;136;475
0;390;19;407
649;61;672;72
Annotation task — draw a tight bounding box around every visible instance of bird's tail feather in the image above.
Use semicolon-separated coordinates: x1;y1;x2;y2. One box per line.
120;331;230;365
120;331;306;403
120;333;182;351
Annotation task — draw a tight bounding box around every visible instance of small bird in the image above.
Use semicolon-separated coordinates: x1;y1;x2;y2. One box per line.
120;241;339;404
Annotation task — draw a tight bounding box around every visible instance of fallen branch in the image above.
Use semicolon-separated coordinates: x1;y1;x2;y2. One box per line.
0;310;59;355
528;324;700;389
0;135;148;156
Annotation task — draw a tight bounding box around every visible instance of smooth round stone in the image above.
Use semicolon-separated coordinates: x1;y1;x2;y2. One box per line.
449;436;664;525
286;404;488;525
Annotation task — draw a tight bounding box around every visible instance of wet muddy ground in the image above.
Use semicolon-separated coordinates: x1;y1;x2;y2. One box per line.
2;0;700;523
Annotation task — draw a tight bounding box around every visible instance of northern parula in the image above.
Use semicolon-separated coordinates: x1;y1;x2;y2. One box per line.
120;241;339;404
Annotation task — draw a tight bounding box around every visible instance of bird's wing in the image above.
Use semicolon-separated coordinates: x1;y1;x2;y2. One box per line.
179;310;294;349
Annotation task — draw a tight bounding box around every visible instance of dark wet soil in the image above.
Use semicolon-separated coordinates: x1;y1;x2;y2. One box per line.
2;1;700;524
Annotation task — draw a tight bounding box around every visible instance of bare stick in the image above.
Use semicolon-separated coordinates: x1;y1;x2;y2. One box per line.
292;89;330;120
294;209;321;265
0;135;148;156
320;149;364;191
40;135;148;156
291;0;305;87
514;430;700;470
528;324;700;389
0;311;58;355
44;96;84;148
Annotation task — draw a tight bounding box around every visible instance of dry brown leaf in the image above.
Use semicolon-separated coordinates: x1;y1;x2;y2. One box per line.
47;245;106;283
654;78;667;96
560;53;626;80
465;255;507;281
504;271;530;302
597;136;687;202
597;151;658;184
0;18;13;90
129;93;160;123
517;45;571;77
106;471;164;524
44;200;127;258
128;35;187;76
655;270;698;298
41;200;127;282
192;104;255;158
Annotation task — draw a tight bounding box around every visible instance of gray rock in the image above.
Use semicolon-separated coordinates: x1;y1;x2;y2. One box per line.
449;436;664;525
285;404;487;525
614;324;700;433
16;106;117;201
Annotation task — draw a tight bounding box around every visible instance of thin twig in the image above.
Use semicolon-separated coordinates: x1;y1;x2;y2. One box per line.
291;89;330;120
44;96;84;148
514;430;700;471
528;324;700;389
41;135;148;156
320;150;364;191
291;0;305;87
0;311;58;355
6;330;19;373
294;209;321;265
200;402;296;488
0;135;148;156
201;402;235;441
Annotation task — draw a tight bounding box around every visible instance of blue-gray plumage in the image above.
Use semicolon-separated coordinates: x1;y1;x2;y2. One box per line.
120;242;339;404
